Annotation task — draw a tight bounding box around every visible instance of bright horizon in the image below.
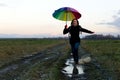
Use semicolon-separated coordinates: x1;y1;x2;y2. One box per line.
0;0;120;38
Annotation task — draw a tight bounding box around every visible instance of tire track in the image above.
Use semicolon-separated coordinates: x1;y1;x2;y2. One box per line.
0;43;65;80
62;47;113;80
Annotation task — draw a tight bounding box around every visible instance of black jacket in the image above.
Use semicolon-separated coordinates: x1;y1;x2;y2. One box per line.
63;25;93;44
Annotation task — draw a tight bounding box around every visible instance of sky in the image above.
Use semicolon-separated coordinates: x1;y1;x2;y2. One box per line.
0;0;120;38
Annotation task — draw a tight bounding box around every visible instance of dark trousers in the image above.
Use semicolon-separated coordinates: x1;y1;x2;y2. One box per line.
71;42;80;64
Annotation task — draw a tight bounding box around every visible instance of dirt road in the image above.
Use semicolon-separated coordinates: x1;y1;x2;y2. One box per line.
62;47;113;80
0;43;113;80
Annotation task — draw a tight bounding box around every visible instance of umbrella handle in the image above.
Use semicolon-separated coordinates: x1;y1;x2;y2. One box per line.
66;20;67;25
66;12;68;25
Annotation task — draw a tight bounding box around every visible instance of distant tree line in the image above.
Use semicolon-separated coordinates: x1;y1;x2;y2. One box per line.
83;34;120;40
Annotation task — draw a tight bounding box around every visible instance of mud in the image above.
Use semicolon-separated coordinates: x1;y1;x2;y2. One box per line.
0;43;114;80
62;47;114;80
0;44;65;80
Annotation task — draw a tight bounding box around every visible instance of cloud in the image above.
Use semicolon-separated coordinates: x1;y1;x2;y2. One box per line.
118;10;120;14
105;17;120;27
99;10;120;28
0;3;7;7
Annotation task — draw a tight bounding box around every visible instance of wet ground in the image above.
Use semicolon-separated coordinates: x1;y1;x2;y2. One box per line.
0;43;66;80
0;43;114;80
62;47;113;80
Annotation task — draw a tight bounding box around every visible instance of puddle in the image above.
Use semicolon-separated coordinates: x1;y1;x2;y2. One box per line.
62;58;84;77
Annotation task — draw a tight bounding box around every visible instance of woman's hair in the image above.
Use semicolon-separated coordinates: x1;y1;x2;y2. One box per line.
71;19;79;26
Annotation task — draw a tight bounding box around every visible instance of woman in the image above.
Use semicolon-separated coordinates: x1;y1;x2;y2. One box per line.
63;19;94;64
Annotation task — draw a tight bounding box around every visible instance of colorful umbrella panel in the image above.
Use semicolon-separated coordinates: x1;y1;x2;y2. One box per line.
53;7;81;21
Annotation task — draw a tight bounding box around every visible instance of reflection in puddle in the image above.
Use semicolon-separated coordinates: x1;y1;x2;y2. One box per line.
62;58;84;77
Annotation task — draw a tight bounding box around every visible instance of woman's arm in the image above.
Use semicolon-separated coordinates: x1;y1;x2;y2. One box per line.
80;27;94;34
63;25;70;34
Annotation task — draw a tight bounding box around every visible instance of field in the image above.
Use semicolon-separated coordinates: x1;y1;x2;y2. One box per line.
0;38;70;80
81;40;120;80
0;39;120;80
0;39;66;67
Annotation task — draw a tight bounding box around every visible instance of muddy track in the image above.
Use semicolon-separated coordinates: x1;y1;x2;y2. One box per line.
63;47;113;80
0;43;66;80
0;43;113;80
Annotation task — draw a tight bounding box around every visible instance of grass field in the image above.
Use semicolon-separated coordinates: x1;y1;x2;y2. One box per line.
0;38;70;80
0;39;120;79
0;38;65;67
81;40;120;79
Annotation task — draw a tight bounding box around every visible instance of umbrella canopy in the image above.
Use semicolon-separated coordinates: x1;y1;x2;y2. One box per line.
52;7;81;24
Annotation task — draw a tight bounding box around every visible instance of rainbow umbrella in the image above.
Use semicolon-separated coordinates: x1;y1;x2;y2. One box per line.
52;7;81;24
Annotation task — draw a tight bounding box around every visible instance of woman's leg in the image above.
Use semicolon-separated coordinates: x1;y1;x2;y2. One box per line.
71;43;75;55
74;42;80;64
71;42;80;64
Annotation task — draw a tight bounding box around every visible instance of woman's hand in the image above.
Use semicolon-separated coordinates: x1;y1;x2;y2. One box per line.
65;24;68;29
92;31;95;34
